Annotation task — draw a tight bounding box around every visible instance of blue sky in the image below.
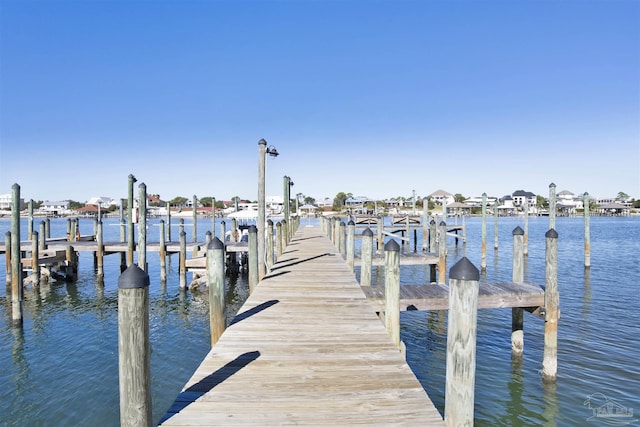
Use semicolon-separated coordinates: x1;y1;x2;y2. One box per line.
1;0;638;203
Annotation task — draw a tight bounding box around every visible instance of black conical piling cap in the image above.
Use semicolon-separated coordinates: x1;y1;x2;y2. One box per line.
513;226;524;236
440;220;446;226
384;239;400;252
118;264;150;289
449;257;479;281
208;236;224;250
545;229;558;239
362;227;373;236
348;220;355;226
430;220;436;225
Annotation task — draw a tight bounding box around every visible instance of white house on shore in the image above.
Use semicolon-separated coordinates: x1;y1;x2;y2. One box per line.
0;193;24;210
429;190;455;207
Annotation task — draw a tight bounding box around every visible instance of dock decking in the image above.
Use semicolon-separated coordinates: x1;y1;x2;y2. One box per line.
160;226;444;425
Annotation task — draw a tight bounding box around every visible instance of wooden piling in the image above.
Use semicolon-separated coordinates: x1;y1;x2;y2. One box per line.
346;220;355;272
31;231;40;284
377;216;384;254
231;218;238;243
159;220;166;281
548;183;556;230
207;237;226;346
438;221;446;285
66;218;72;241
248;225;258;294
211;197;216;237
127;174;137;266
523;198;529;256
266;219;274;270
138;183;147;272
276;222;283;259
27;199;33;240
384;239;400;349
512;226;524;357
179;231;187;289
429;220;436;255
45;218;50;239
584;192;590;268
338;221;346;258
97;221;104;277
4;231;10;286
481;192;487;271
422;198;429;252
39;221;46;251
493;202;499;250
361;227;373;287
445;257;479;427
166;201;172;241
117;265;152;427
281;220;288;253
220;221;226;245
192;195;197;242
11;183;22;325
542;228;559;382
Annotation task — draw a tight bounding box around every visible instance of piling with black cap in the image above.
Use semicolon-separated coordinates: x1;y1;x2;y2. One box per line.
276;221;283;259
138;183;147;272
445;257;479;426
207;237;226;346
438;221;447;284
179;231;187;289
384;239;401;349
248;226;258;294
542;228;559;382
338;221;346;258
117;264;151;426
512;226;525;356
361;227;373;287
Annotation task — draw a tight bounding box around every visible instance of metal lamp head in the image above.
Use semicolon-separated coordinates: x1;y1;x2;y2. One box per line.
267;146;279;157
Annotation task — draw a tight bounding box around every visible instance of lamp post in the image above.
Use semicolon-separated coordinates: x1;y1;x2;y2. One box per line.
258;139;279;279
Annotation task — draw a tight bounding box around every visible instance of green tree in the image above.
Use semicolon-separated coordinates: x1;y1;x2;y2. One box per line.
69;200;84;209
170;196;188;207
200;197;214;207
616;191;629;201
333;192;349;211
304;196;316;205
537;195;548;208
454;193;466;203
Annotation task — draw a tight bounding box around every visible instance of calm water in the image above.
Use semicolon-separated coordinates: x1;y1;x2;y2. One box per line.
1;215;638;426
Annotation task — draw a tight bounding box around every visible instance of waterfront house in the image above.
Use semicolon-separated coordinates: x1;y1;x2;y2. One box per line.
428;190;455;207
0;193;24;210
39;200;71;217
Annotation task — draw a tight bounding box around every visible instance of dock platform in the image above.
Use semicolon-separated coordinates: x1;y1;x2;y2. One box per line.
159;226;444;425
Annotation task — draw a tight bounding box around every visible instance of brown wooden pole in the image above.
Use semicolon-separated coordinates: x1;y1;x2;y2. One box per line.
542;228;559;382
207;237;226;346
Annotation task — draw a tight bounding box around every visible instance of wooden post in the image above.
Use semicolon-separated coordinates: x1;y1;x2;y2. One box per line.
159;220;166;282
512;226;524;357
248;225;258;294
481;192;487;271
361;228;373;287
45;218;50;239
117;265;152;427
429;220;436;254
207;237;226;346
192;195;197;242
39;221;46;251
5;231;11;286
65;245;77;281
179;219;185;239
542;228;559;382
266;219;274;270
166;201;172;241
445;257;479;426
211;197;216;237
548;182;556;230
376;216;384;254
339;221;346;259
523;196;529;256
127;174;137;266
438;221;447;285
179;231;187;289
275;221;283;259
384;239;400;349
493;201;499;250
346;220;355;272
584;192;591;268
281;220;288;252
97;221;104;277
67;218;72;241
31;231;40;284
27;199;33;240
138;183;147;272
220;221;226;244
422;198;429;252
11;183;22;326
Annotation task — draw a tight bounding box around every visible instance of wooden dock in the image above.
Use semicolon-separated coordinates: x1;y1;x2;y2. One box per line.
159;226;445;425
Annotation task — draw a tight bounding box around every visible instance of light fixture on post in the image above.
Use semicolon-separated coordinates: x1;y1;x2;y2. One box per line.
258;139;278;280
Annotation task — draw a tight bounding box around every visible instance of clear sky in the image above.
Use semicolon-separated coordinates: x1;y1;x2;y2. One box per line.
1;0;638;204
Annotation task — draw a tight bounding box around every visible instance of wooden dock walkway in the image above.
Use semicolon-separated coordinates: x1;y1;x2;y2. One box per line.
160;226;445;425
